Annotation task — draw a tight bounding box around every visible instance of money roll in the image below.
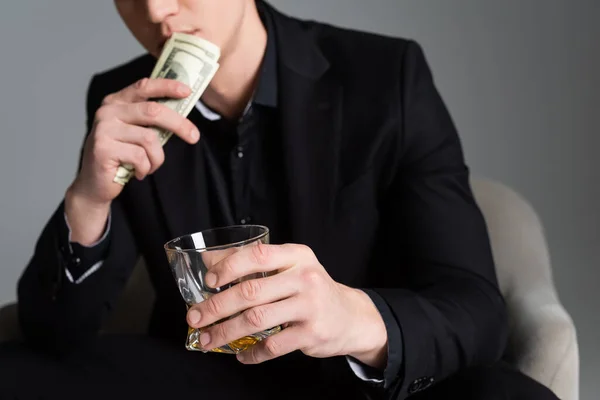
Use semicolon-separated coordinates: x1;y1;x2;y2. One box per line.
113;33;221;186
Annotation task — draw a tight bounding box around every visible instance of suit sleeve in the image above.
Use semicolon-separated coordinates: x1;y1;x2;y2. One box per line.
371;41;509;399
61;209;111;284
17;76;140;356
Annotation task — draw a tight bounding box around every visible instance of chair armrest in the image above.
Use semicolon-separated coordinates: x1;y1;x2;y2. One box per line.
0;258;154;344
0;303;21;343
505;288;579;400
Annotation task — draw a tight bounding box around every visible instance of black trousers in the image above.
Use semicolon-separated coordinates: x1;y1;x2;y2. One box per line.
0;335;558;400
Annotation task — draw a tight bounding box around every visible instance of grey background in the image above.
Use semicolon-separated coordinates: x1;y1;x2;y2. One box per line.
0;0;597;398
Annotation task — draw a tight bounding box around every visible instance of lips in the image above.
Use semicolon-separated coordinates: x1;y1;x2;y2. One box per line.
156;29;202;56
179;30;200;37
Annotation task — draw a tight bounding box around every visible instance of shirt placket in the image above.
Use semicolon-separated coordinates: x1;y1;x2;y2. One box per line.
230;107;255;226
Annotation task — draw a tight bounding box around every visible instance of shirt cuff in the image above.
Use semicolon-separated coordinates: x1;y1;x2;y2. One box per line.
60;209;111;284
346;355;384;383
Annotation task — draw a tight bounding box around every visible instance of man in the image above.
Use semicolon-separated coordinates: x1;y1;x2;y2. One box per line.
0;1;558;399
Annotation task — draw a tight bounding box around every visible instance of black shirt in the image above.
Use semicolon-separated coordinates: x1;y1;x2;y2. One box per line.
188;11;287;239
194;2;285;239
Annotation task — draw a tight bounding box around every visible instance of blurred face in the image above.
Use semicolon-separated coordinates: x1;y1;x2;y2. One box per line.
114;0;250;58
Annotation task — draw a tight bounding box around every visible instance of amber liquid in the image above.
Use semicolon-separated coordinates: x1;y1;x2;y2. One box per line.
186;324;282;354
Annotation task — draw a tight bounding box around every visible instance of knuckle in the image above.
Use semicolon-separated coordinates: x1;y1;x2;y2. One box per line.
142;130;156;146
244;306;266;329
136;78;149;90
155;148;165;166
300;269;322;286
134;151;149;174
205;296;222;317
214;321;228;342
93;119;110;135
296;244;314;259
135;148;146;164
91;132;110;153
263;337;281;357
305;322;324;343
140;163;151;176
143;102;162;118
307;309;329;343
240;279;261;302
94;106;111;122
136;164;149;177
91;139;107;160
222;258;236;279
250;242;270;266
101;94;115;107
100;162;114;176
316;328;330;345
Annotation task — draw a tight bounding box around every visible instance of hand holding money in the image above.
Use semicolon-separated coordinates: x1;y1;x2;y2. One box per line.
114;33;221;185
64;34;220;245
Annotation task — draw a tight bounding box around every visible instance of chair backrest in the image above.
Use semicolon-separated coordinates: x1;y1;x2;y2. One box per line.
469;177;558;304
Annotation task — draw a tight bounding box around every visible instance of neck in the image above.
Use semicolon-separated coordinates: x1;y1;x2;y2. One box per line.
201;4;267;120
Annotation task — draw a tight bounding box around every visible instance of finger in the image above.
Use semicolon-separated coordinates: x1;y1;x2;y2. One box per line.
200;247;239;269
199;297;303;352
207;243;313;288
107;78;191;105
237;326;303;364
113;123;165;174
110;142;152;181
187;270;300;329
111;102;199;145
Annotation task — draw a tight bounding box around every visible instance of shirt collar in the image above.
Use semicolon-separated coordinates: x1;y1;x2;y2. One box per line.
195;2;278;121
253;1;278;108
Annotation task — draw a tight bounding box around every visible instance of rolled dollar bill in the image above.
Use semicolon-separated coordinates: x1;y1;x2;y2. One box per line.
113;33;220;185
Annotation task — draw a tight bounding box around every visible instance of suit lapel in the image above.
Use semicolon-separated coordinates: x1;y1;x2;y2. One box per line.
270;3;343;254
279;73;342;254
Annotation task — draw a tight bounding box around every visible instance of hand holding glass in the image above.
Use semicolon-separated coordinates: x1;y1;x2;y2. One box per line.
164;225;282;354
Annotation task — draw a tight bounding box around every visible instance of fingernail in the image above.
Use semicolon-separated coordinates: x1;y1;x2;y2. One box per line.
205;272;217;288
178;85;190;96
200;332;211;347
236;352;247;363
188;310;201;326
190;128;199;141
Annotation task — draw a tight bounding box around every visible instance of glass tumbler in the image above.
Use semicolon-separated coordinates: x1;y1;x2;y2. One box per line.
164;225;282;354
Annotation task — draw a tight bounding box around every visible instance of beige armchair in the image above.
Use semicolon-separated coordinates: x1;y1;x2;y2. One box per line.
471;178;579;400
0;177;579;399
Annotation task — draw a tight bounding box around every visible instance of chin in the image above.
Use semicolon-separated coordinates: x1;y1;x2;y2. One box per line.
152;40;167;58
191;31;220;47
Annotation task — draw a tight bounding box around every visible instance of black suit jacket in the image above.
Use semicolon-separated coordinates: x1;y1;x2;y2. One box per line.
18;2;507;399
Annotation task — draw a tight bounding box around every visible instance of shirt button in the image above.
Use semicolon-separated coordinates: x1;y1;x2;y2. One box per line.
240;217;251;225
237;151;244;159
